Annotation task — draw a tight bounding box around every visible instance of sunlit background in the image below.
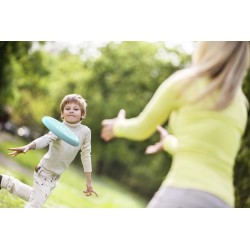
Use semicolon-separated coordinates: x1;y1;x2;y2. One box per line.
1;41;250;208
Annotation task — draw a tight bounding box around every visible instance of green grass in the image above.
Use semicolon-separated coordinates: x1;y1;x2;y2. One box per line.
45;169;146;208
0;134;46;170
0;164;31;208
0;133;147;208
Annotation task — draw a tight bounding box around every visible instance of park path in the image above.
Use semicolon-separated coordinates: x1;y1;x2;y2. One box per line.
0;132;33;177
0;153;33;177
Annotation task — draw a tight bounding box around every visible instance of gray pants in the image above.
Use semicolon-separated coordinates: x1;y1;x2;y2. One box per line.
1;167;60;208
147;186;231;208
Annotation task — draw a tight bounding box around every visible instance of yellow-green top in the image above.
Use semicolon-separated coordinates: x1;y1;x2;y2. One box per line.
114;76;247;206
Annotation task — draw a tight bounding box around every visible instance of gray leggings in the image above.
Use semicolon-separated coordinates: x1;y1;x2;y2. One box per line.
147;186;232;208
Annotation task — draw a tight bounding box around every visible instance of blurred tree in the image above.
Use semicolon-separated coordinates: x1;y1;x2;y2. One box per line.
10;46;90;137
234;68;250;207
6;41;250;205
10;47;51;132
0;41;31;119
83;41;191;197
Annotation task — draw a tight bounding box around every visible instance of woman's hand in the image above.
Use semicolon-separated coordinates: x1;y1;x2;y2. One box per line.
83;184;98;197
101;109;126;142
145;125;168;155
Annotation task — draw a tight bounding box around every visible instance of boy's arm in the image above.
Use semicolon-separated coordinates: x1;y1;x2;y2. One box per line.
8;132;57;157
33;132;57;149
80;128;92;172
83;172;98;197
81;128;98;197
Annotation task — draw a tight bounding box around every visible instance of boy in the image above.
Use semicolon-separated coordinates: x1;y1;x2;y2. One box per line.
0;94;97;208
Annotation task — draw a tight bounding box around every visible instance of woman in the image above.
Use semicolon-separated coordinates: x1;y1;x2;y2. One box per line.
101;42;249;208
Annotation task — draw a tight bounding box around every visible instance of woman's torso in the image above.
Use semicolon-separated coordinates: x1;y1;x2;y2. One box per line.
163;79;248;206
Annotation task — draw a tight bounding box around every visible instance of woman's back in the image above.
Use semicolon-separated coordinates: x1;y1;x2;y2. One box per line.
164;78;248;206
101;42;250;207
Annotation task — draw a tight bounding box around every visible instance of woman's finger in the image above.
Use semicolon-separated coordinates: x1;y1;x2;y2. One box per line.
117;109;126;119
157;125;168;137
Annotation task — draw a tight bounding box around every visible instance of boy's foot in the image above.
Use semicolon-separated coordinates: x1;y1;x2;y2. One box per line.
0;174;2;189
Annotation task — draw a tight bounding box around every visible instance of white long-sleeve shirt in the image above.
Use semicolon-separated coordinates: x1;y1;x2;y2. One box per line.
33;120;92;175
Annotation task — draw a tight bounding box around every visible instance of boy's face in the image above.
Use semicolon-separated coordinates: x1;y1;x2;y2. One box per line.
62;102;82;124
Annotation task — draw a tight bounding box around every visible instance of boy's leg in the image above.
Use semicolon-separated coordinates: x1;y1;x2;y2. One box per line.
0;174;32;201
25;168;60;208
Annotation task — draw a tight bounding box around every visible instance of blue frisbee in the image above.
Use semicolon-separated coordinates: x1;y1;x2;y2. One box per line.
42;116;80;147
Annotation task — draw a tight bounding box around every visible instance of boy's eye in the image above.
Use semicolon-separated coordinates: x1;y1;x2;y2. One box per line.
65;107;79;111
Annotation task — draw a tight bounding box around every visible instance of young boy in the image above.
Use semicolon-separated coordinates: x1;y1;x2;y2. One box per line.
0;94;97;208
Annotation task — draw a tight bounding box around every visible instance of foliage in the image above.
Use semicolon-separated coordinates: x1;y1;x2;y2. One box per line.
0;42;32;119
9;46;91;137
234;69;250;207
82;42;189;197
0;133;146;208
3;41;190;199
3;41;250;207
0;164;146;208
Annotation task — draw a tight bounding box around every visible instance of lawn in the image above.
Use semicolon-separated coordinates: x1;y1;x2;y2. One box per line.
0;133;147;208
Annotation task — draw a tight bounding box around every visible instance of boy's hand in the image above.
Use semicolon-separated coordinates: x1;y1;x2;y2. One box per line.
83;185;98;197
8;145;30;157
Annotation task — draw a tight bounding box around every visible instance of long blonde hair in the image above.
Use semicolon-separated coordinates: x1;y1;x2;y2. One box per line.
186;41;249;110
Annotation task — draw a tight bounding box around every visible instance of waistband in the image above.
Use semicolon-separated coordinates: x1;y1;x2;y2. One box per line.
35;166;60;181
